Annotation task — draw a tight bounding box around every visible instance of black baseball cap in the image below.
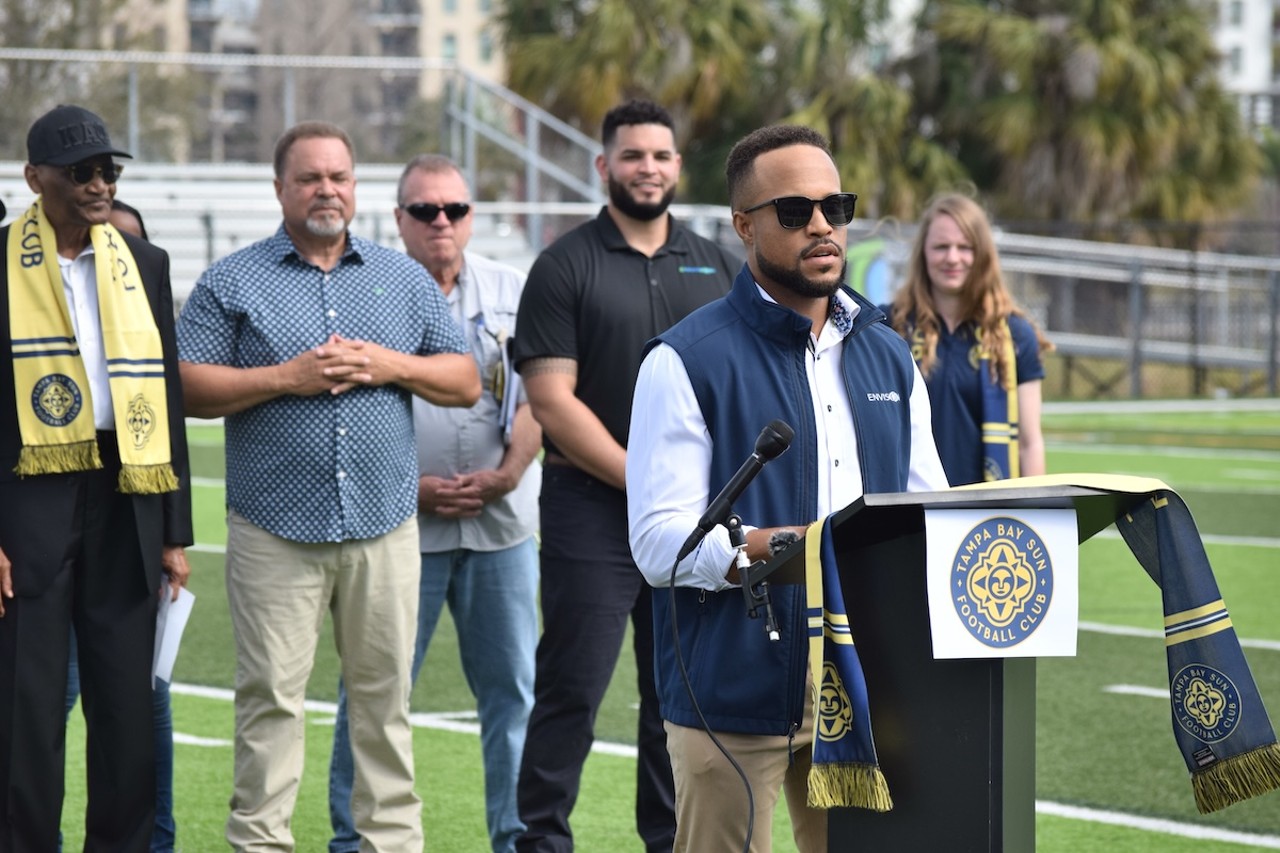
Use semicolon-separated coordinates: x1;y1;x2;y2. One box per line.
27;105;132;167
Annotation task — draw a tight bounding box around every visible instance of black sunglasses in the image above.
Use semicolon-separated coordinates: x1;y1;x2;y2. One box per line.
403;201;471;223
741;192;857;229
63;162;124;186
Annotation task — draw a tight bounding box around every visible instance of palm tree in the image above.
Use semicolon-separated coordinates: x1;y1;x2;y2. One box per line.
774;0;968;218
496;0;774;151
905;0;1258;239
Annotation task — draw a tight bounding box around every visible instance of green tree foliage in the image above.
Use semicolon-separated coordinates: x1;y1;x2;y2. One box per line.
0;0;123;158
496;0;963;210
497;0;1261;231
497;0;774;153
906;0;1259;238
777;0;967;217
0;0;200;163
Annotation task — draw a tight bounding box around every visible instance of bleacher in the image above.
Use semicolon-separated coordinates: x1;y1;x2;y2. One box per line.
5;160;1280;397
0;161;541;306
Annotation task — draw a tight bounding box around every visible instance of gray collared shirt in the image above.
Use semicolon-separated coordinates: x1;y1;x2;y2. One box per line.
415;251;540;553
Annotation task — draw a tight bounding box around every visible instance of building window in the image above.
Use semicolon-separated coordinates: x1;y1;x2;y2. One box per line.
443;33;458;60
444;0;458;12
480;31;493;63
479;0;492;11
1229;0;1244;26
1229;46;1243;76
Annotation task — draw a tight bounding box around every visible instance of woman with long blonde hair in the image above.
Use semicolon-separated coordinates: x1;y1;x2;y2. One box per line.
886;192;1052;485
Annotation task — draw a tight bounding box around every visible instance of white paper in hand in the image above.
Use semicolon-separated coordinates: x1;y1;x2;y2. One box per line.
153;587;195;688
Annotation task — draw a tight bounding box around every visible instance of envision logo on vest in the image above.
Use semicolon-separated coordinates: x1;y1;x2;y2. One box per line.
866;391;900;402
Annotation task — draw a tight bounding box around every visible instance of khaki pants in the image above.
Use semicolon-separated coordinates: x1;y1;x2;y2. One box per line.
664;673;827;853
224;512;422;853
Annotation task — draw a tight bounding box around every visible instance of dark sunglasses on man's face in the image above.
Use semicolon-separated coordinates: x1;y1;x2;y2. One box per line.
403;201;471;223
63;162;124;186
741;192;857;229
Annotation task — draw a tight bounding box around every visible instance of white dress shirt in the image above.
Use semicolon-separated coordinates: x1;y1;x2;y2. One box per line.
627;285;947;591
59;246;114;430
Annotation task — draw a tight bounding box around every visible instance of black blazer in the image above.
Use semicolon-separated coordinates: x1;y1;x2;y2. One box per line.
0;225;193;598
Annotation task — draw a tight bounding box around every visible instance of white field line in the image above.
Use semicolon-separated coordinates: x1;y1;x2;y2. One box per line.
1034;802;1280;849
168;683;1280;847
1047;441;1280;464
188;526;1280;557
1088;526;1280;550
1081;620;1280;653
1103;684;1170;699
1041;399;1280;416
173;732;232;747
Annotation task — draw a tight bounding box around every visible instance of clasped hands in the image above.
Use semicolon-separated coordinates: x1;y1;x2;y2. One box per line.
419;469;516;519
289;333;395;396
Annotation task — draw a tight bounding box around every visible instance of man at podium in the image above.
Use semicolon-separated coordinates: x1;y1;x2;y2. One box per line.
626;124;948;853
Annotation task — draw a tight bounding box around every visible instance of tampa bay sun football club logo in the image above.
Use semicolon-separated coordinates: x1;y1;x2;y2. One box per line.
126;393;157;450
1171;664;1241;744
32;374;83;427
951;517;1054;648
817;660;853;743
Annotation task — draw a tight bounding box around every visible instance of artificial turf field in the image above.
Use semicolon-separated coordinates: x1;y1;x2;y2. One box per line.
60;403;1280;851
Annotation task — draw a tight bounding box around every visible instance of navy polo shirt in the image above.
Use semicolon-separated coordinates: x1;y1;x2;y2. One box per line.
923;314;1044;486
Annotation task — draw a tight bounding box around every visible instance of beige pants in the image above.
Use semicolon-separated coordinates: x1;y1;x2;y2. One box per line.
664;671;827;853
224;512;422;853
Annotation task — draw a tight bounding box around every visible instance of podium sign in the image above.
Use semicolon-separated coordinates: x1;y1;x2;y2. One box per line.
749;481;1154;852
924;508;1079;659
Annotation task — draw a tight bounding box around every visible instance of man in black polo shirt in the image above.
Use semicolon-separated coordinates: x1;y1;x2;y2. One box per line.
512;99;737;853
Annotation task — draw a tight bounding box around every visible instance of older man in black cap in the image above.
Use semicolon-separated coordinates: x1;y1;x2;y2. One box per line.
0;105;193;852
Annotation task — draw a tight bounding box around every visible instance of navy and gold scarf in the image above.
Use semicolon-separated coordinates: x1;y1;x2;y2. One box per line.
908;318;1019;481
1116;489;1280;812
957;474;1280;813
804;515;892;811
807;474;1280;814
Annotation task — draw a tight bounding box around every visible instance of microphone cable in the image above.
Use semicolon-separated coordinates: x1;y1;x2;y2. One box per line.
665;534;756;853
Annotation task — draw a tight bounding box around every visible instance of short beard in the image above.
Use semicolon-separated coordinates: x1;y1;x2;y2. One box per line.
755;247;846;300
607;174;675;222
306;212;348;238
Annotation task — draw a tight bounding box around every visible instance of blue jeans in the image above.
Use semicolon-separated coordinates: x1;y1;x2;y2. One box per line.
63;630;177;852
329;539;539;853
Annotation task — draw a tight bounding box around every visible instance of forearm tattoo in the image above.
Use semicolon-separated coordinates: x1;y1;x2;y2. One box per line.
521;357;578;378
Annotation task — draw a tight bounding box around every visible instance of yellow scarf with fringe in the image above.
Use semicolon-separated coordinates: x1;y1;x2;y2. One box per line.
7;198;176;494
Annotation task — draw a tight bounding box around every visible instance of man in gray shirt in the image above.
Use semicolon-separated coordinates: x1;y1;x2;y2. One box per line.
328;154;541;853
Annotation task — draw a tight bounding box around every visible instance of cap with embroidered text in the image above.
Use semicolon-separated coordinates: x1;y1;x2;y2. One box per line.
27;105;132;167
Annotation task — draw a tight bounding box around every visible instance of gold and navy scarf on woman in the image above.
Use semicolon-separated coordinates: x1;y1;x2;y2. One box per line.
978;320;1018;480
7;198;176;493
908;318;1019;481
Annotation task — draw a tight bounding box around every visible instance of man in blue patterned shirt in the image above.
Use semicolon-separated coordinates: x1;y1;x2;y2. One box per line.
176;121;480;853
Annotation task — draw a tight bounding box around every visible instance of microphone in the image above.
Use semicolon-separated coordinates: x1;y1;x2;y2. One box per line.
675;419;795;562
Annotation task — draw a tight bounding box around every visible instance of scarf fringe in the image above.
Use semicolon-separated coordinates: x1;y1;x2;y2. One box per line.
1192;743;1280;814
118;463;179;495
806;762;894;812
15;441;101;476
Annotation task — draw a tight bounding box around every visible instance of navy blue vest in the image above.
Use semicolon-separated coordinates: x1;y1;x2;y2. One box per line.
648;265;919;734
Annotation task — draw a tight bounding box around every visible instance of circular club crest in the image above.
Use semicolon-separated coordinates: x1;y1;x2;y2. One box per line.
126;393;157;450
32;374;84;427
1171;664;1242;743
951;517;1053;648
816;660;853;743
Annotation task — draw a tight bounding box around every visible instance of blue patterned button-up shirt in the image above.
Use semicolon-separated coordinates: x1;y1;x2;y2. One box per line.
177;225;469;543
